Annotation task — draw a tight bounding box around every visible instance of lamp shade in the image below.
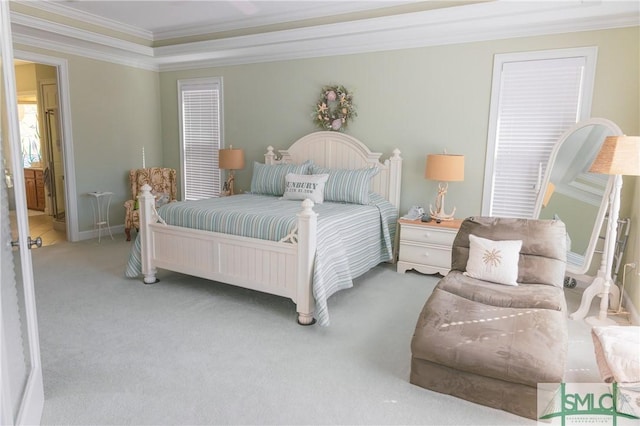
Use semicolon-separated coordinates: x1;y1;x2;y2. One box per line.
425;154;464;181
589;136;640;176
219;147;245;170
542;182;556;208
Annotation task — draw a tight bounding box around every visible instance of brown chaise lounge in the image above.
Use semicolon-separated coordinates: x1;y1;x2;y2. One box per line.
410;217;568;420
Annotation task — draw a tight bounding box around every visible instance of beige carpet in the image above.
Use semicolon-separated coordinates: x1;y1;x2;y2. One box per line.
31;236;614;425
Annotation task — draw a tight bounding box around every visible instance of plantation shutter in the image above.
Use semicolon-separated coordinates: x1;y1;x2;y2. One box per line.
179;78;222;200
482;49;595;218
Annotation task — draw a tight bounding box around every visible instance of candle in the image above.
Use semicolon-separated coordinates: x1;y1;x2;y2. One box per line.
142;147;146;168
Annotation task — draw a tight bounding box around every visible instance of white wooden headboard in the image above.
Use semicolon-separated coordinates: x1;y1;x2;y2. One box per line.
264;131;402;208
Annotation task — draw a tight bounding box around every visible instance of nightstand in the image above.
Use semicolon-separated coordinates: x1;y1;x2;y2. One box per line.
397;218;463;275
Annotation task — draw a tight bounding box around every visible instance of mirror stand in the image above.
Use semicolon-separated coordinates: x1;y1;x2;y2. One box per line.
569;174;621;324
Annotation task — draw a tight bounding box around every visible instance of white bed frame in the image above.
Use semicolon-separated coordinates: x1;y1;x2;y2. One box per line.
138;131;402;325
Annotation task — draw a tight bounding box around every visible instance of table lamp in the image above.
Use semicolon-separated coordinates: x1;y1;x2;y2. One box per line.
585;135;640;326
218;145;245;195
425;153;464;221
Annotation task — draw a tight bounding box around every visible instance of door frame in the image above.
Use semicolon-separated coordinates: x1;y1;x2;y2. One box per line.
39;78;64;219
13;50;78;242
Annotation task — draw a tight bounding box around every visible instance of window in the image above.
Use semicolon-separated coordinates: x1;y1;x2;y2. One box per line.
482;47;597;218
178;77;223;200
18;103;41;167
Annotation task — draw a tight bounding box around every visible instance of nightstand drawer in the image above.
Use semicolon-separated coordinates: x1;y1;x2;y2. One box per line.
400;224;457;246
399;242;452;268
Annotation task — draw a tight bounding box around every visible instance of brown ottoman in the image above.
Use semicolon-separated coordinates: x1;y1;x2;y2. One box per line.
410;217;568;420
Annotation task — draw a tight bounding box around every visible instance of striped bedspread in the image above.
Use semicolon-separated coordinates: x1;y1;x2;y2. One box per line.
125;193;397;326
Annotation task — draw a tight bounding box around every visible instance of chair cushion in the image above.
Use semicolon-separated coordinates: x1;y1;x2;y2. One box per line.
411;286;568;387
438;271;567;312
452;217;567;288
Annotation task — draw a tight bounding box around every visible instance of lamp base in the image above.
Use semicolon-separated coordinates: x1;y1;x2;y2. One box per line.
429;182;456;221
585;315;617;327
223;172;236;196
429;213;455;221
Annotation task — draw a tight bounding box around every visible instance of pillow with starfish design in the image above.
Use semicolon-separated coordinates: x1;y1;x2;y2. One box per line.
464;234;523;286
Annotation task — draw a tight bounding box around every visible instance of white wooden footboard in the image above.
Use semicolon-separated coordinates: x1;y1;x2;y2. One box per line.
138;184;318;325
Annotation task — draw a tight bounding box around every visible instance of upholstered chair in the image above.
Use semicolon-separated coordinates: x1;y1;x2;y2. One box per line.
124;167;177;241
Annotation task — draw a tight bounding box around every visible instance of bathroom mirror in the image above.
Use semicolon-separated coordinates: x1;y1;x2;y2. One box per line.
533;118;622;275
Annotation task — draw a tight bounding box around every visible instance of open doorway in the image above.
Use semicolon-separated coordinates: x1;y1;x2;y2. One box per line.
13;60;66;246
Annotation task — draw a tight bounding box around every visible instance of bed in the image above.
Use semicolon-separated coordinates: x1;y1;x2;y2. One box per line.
125;131;402;326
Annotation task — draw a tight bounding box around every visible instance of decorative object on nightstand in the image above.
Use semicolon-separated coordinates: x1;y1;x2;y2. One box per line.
425;153;464;221
219;146;245;196
583;135;639;327
397;218;463;275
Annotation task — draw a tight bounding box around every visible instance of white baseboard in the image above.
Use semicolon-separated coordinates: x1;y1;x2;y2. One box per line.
77;224;124;241
620;290;640;325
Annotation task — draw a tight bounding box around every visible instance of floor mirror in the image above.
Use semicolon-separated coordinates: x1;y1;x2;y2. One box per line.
533;117;623;320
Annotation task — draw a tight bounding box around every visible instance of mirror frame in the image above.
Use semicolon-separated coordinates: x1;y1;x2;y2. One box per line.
533;117;622;275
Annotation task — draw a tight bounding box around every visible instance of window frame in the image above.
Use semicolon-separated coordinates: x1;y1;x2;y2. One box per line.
481;47;597;218
177;76;224;201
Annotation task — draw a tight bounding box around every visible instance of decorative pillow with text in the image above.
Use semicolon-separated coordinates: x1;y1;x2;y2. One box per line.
282;173;329;204
464;234;522;286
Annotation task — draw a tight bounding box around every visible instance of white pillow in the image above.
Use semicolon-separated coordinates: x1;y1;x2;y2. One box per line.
464;234;523;286
282;173;329;204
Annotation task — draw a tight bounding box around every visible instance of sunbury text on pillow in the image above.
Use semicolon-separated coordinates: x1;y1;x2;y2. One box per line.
286;181;320;193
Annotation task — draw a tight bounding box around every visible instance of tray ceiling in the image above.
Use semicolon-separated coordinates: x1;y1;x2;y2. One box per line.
10;0;640;71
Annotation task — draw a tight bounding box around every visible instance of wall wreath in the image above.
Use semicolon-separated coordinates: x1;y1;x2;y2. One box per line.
313;85;357;132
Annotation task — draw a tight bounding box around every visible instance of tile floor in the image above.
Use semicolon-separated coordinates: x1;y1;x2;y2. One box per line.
10;210;67;247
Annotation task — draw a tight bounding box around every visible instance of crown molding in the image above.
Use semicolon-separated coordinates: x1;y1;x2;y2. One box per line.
12;31;159;72
11;12;154;56
14;0;153;41
152;1;413;41
21;0;414;42
10;1;640;72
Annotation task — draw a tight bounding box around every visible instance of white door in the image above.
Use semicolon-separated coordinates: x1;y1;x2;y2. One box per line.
0;1;45;424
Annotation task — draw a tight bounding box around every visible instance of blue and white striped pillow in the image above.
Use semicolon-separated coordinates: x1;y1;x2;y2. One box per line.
250;161;312;196
310;165;379;205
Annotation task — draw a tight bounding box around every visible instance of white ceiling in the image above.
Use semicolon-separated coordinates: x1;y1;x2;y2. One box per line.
37;0;419;39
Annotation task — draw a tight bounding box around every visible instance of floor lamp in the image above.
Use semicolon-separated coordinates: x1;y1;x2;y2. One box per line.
585;136;640;327
219;146;245;196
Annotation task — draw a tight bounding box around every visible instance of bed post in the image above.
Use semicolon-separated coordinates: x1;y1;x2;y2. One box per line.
387;148;402;209
296;199;317;325
138;184;158;284
265;146;277;165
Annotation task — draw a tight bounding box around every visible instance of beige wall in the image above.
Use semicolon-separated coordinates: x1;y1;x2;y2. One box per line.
67;58;163;231
15;63;36;93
